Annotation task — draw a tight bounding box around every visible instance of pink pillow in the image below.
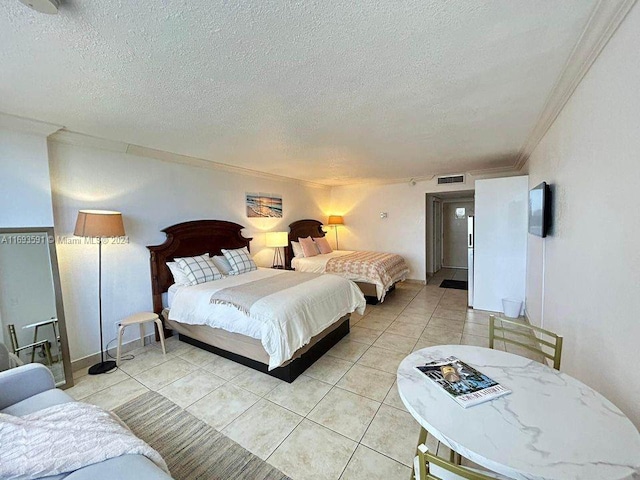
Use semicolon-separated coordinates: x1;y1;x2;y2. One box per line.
299;236;319;257
314;236;333;254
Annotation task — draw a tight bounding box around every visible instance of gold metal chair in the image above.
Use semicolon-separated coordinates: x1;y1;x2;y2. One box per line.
26;317;60;363
414;443;505;480
414;426;462;468
489;315;563;370
7;324;53;366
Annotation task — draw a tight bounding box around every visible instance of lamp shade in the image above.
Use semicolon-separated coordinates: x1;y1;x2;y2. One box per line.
74;210;125;237
266;231;288;248
327;215;344;226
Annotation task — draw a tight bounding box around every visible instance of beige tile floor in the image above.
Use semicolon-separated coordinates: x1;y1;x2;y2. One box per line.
67;278;534;480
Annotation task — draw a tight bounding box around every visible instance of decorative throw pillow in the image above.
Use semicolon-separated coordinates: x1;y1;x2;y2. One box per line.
298;236;319;257
211;255;233;275
166;261;191;286
176;255;223;285
314;236;333;254
221;247;257;275
291;241;304;258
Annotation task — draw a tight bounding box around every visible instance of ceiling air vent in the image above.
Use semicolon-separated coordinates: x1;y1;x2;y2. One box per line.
437;174;465;185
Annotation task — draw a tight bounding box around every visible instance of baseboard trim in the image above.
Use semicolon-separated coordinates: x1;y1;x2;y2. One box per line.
71;333;157;373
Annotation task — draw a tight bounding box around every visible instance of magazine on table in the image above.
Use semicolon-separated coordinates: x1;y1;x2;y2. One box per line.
415;356;511;408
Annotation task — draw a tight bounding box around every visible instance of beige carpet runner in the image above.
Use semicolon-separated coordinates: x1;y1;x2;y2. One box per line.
114;391;290;480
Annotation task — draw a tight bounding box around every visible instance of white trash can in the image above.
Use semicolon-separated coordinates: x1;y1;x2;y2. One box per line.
502;298;522;319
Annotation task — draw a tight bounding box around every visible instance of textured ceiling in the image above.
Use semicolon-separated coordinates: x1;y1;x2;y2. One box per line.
0;1;596;185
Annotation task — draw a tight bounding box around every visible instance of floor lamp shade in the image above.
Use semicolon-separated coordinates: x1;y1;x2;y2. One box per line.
327;215;344;226
266;231;288;268
327;215;344;249
74;210;125;237
74;210;125;375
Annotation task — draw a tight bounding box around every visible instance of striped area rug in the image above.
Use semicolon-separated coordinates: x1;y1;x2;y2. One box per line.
114;391;290;480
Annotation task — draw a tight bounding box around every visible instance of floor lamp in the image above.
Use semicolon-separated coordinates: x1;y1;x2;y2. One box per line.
266;231;288;269
74;210;125;375
327;215;344;250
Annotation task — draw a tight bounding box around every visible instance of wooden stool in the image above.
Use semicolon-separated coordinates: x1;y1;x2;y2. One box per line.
116;312;165;366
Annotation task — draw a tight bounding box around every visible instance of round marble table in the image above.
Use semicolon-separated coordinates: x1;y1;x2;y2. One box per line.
397;345;640;480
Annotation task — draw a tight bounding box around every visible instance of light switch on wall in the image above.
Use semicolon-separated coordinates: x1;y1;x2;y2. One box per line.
380;212;388;219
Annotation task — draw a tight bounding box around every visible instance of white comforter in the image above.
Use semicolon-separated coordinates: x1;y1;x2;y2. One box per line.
168;268;365;369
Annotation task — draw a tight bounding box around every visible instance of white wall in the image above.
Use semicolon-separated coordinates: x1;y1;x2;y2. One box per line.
48;140;331;362
330;173;518;281
0;129;54;227
523;3;640;427
0;125;57;347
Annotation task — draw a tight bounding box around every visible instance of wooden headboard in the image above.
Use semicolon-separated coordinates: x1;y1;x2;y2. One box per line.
147;220;252;315
286;219;326;268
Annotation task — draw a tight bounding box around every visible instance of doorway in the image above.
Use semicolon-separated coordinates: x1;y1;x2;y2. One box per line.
425;191;474;284
443;200;474;268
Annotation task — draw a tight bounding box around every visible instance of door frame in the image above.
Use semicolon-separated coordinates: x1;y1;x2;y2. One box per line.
434;198;443;273
425;190;475;280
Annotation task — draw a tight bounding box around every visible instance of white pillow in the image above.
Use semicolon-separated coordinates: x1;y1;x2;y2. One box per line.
211;255;233;275
221;247;257;275
166;261;190;286
291;241;304;258
175;255;223;285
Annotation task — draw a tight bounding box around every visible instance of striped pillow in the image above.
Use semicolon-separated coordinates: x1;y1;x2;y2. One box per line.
221;247;257;275
176;255;223;285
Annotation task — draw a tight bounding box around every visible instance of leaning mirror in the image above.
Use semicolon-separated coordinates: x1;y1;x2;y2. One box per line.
0;228;73;388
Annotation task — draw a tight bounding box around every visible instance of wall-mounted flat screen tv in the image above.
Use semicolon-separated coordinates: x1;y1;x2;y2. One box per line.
528;182;551;237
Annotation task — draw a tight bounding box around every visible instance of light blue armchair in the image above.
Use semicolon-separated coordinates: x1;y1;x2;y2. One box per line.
0;344;172;480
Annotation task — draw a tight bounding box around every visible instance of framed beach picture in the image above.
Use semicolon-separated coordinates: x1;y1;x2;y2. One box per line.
246;193;283;218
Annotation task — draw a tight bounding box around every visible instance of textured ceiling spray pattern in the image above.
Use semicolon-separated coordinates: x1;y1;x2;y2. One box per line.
0;1;596;185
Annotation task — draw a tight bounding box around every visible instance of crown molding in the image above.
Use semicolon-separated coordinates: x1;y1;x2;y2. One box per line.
514;0;637;170
49;129;330;190
0;112;63;136
331;174;436;188
50;129;129;152
467;164;520;177
126;144;329;189
333;162;522;187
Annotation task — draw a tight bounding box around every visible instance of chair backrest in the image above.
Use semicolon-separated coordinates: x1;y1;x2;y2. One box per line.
7;324;19;354
415;444;499;480
489;315;563;370
0;342;9;372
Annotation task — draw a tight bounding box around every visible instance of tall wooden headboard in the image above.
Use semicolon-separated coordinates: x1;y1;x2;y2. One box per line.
287;219;326;268
147;220;252;316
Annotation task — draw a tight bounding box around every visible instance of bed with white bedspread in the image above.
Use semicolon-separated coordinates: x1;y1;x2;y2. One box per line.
168;268;364;370
288;220;410;302
148;219;366;383
292;250;409;301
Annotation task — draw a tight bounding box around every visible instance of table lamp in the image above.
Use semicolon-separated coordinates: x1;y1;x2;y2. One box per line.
74;210;125;375
266;231;288;269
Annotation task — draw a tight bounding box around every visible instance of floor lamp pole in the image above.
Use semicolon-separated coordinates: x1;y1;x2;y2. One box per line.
99;239;103;363
334;226;339;250
88;238;116;375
